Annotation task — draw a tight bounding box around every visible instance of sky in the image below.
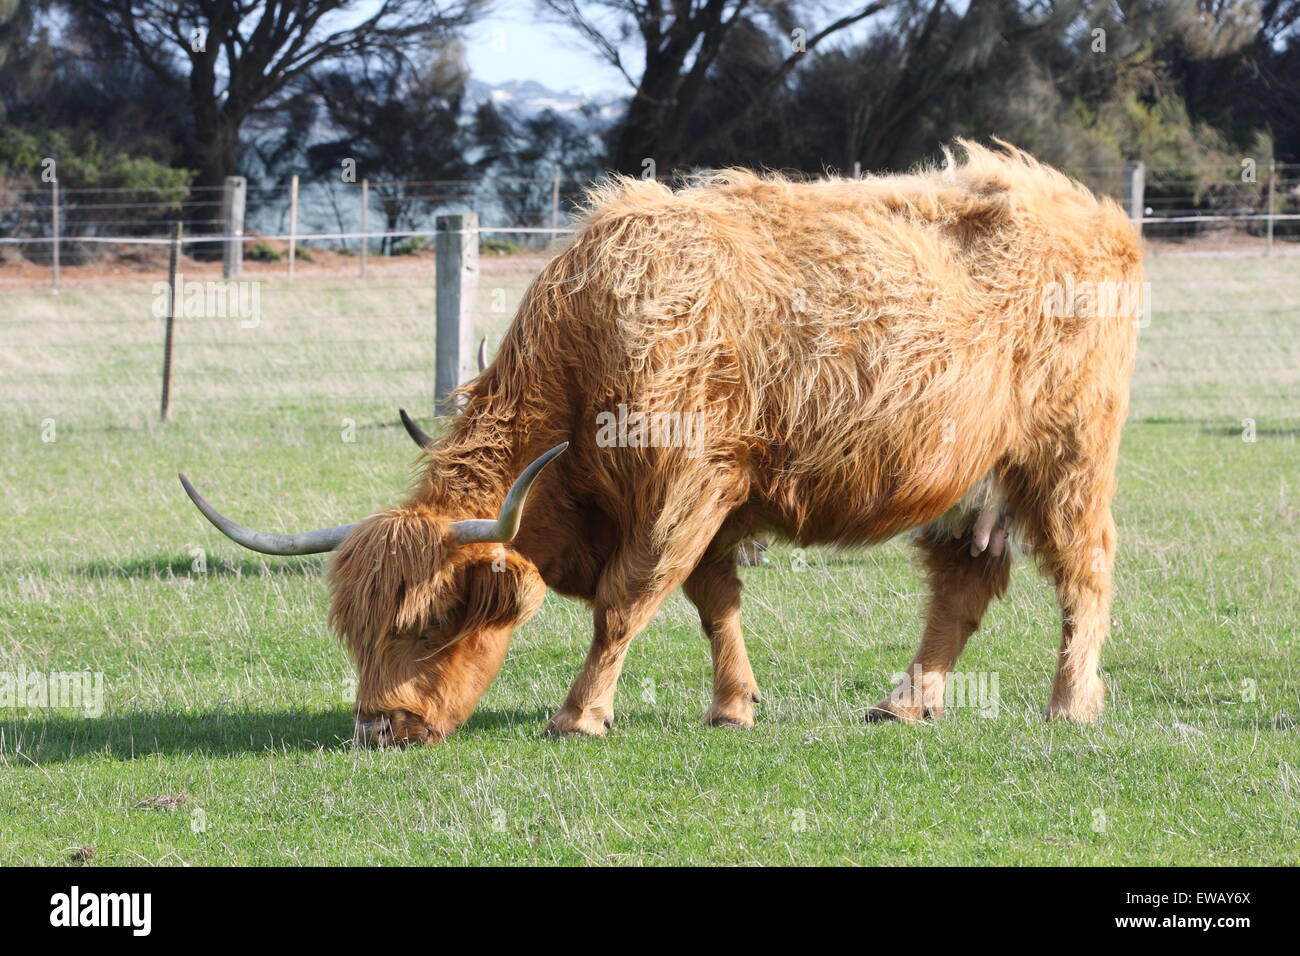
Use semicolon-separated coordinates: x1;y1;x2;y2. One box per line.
462;1;888;96
464;1;632;95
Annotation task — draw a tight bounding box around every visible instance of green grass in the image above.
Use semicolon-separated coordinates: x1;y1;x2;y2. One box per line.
1;257;1297;865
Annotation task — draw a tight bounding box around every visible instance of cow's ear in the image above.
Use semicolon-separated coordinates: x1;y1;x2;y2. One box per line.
452;550;545;637
330;508;450;643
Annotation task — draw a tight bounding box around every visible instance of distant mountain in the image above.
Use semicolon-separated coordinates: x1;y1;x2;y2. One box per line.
465;78;624;130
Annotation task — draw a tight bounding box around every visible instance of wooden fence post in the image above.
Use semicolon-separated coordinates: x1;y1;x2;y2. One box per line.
160;221;183;421
435;212;479;413
288;174;299;279
550;166;561;231
221;176;246;279
360;178;369;278
1266;158;1276;258
51;176;60;296
1124;161;1145;236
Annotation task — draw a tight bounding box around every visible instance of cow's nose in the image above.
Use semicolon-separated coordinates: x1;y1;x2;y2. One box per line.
354;716;392;747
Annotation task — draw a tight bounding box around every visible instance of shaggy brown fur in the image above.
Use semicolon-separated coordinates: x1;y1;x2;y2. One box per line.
329;141;1142;743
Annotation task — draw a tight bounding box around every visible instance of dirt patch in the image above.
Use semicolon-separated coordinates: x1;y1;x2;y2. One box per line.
131;793;190;811
68;844;96;864
0;247;556;292
1144;230;1300;257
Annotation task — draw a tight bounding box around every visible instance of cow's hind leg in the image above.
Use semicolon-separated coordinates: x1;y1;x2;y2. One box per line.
1006;402;1125;722
1042;518;1115;722
683;548;761;728
1026;480;1118;723
868;529;1011;722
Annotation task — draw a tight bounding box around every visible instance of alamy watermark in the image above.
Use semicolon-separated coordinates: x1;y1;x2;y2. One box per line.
152;272;262;328
889;666;1001;718
50;886;150;936
0;666;104;717
1042;279;1151;328
595;404;704;457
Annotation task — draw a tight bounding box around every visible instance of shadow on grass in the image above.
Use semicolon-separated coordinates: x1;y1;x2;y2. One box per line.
74;553;325;580
1129;416;1300;438
363;417;442;434
462;707;555;735
2;706;557;764
1;709;354;763
1130;415;1199;426
1199;425;1300;439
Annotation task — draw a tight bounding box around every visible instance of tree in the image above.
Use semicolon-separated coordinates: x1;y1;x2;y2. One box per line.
0;0;52;122
664;16;795;170
539;0;890;173
473;100;606;235
0;125;193;261
785;0;1080;174
306;44;479;252
1;3;195;260
771;0;1280;221
60;1;484;218
1159;0;1300;161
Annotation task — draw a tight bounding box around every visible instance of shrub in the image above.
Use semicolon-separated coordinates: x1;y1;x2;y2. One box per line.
247;241;283;262
393;235;430;256
481;237;522;256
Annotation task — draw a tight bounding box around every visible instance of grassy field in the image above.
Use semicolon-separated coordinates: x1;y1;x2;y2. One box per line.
0;253;1296;865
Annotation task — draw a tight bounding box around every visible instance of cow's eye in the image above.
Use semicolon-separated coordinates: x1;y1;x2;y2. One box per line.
419;625;452;648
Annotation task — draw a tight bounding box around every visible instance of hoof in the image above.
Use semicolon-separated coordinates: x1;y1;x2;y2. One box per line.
1046;681;1105;723
865;698;938;724
1044;699;1104;723
544;708;611;738
704;688;758;729
706;713;753;730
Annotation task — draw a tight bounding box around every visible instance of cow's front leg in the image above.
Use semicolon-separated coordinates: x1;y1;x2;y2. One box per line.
683;550;760;728
546;471;740;737
545;586;678;737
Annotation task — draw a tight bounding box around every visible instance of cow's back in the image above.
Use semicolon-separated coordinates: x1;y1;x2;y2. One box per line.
522;149;1141;545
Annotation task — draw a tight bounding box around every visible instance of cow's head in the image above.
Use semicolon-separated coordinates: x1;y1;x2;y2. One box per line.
178;442;566;745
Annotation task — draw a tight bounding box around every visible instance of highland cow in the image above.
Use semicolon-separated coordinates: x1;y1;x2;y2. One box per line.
181;142;1143;744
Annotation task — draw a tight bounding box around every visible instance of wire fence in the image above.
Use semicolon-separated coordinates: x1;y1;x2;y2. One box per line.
2;247;1296;440
2;161;1297;442
3;163;1300;275
0;173;590;269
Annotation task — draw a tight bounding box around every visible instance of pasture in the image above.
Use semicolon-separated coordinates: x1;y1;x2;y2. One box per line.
0;252;1296;865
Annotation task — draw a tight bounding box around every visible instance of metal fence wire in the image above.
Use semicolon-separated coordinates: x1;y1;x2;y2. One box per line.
3;163;1300;273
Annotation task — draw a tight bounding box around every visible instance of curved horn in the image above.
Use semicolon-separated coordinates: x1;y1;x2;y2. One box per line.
178;474;357;555
477;337;488;373
449;442;569;545
399;408;434;449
